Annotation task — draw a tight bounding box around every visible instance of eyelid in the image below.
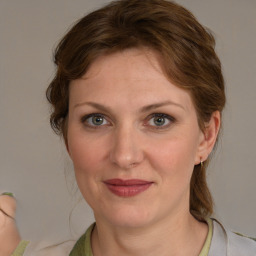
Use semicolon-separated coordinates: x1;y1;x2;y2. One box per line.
80;112;175;129
81;113;111;127
145;113;175;128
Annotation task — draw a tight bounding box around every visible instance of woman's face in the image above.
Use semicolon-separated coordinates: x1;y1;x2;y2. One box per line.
67;48;208;228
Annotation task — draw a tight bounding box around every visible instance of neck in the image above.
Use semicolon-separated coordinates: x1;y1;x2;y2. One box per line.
91;212;208;256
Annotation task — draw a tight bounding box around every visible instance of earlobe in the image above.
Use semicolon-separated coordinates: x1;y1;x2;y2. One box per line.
196;111;221;164
65;139;69;154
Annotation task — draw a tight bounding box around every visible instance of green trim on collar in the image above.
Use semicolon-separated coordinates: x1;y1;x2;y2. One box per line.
11;240;29;256
199;218;213;256
234;232;256;242
69;223;95;256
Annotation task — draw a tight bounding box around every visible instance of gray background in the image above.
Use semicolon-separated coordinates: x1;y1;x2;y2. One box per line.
1;0;255;243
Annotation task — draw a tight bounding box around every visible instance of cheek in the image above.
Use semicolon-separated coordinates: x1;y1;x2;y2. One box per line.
67;132;107;207
147;136;198;211
67;130;107;191
147;135;198;181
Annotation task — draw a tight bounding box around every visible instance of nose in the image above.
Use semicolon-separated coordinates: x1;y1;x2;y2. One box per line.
109;125;144;170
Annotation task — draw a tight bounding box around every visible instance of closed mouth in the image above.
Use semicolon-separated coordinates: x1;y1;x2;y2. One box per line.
103;179;153;197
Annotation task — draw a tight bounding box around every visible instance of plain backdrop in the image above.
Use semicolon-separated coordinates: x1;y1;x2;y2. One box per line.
1;0;255;243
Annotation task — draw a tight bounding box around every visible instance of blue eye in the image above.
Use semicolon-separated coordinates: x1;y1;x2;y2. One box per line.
82;114;109;127
148;114;174;128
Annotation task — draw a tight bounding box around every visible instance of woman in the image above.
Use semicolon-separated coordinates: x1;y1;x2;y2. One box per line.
1;0;255;255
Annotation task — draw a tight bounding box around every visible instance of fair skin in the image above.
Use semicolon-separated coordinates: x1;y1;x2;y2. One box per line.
0;48;220;255
0;195;21;256
67;48;220;256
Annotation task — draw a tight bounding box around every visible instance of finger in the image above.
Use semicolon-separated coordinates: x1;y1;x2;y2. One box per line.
1;192;14;197
0;193;17;219
0;210;7;229
0;209;14;220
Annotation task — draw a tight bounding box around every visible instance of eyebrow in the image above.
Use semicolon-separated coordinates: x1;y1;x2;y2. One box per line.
74;100;185;113
140;101;185;112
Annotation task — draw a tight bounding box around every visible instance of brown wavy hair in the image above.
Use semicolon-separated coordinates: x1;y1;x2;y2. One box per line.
46;0;225;219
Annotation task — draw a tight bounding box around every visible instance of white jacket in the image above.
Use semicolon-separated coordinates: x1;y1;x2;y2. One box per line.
209;219;256;256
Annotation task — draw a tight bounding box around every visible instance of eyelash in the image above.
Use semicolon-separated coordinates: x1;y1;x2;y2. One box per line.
80;113;175;129
146;113;175;129
80;113;109;129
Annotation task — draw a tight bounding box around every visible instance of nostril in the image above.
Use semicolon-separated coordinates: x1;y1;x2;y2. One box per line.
127;162;138;168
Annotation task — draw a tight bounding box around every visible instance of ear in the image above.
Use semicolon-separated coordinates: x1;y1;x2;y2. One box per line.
65;138;74;161
62;118;72;159
195;111;221;164
64;137;70;155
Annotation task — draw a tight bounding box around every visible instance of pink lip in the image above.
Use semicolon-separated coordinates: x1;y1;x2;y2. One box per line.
104;179;153;197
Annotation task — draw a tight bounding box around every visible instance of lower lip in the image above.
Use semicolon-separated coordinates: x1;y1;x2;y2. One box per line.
104;183;153;197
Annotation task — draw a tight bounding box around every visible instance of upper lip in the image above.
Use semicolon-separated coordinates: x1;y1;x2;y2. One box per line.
104;179;153;186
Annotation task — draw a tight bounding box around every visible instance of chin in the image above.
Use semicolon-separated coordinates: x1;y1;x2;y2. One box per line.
98;204;157;229
110;216;153;229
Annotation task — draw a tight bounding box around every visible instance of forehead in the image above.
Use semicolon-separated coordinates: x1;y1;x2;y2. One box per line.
69;48;194;113
82;47;164;85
